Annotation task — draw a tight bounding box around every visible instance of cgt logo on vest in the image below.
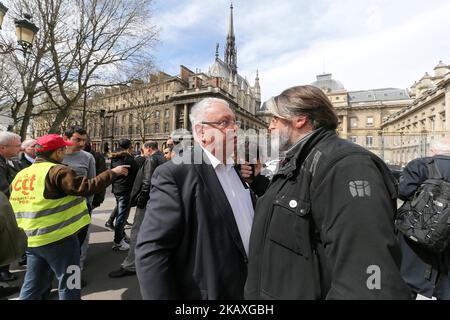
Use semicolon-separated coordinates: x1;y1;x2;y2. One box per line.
14;174;37;196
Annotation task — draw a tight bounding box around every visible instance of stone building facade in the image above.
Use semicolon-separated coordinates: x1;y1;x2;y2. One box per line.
310;73;413;159
381;61;450;165
84;4;266;153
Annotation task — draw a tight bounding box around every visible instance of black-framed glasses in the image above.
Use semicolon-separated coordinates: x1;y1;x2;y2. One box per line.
201;120;241;129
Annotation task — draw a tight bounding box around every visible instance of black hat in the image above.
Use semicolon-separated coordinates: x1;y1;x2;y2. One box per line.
118;138;132;150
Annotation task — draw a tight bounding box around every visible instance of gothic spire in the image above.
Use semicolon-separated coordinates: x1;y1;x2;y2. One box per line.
224;3;237;76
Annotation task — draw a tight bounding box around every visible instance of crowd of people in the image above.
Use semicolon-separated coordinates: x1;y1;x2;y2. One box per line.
1;85;449;300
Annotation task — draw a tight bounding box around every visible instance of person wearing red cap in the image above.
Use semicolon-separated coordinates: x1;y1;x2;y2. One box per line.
9;134;129;300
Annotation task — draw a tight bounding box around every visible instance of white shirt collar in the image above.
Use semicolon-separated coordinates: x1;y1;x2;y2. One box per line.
200;146;234;171
24;153;35;164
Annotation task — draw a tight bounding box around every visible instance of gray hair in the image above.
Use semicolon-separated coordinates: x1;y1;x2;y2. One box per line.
0;132;21;146
430;136;450;156
189;98;230;126
21;138;37;149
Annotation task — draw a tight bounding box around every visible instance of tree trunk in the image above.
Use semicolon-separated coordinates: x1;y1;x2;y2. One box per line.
19;93;36;139
49;106;72;134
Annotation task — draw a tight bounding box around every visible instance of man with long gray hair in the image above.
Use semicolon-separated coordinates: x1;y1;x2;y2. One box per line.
136;98;255;299
245;85;411;300
398;136;450;299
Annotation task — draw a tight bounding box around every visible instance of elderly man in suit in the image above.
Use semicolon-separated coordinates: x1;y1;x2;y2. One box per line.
136;97;254;300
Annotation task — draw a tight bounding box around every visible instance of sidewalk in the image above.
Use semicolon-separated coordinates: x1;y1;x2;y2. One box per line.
6;187;142;300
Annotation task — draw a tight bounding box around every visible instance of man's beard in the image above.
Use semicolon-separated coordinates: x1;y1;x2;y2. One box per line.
278;126;293;151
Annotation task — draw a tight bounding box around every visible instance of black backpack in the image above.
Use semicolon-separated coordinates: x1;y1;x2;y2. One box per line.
396;159;450;252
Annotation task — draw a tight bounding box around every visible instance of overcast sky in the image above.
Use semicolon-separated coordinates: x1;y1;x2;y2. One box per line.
152;0;450;101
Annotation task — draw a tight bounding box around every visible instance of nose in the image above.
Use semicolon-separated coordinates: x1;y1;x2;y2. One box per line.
268;122;277;131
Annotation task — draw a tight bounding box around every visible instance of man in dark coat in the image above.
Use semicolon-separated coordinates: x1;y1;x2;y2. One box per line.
84;138;107;209
135;98;255;299
109;141;166;278
244;85;411;300
398;137;450;300
17;139;37;170
110;139;139;251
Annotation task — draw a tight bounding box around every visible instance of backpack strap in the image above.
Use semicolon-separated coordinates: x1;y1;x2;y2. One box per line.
426;158;443;180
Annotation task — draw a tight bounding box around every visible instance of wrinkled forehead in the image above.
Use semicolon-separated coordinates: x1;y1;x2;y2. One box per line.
204;102;235;120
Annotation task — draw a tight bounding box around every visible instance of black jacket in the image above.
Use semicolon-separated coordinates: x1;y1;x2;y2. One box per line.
398;155;450;299
90;150;107;207
0;155;20;198
134;155;146;169
245;128;412;300
135;146;255;300
135;150;166;209
110;151;139;196
17;152;33;170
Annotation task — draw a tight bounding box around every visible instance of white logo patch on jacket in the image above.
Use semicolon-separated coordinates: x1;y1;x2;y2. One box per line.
349;180;371;198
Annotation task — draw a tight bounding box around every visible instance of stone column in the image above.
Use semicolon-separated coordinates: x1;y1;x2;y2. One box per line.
435;111;443;133
341;115;348;139
445;87;450;132
171;105;177;132
183;104;189;129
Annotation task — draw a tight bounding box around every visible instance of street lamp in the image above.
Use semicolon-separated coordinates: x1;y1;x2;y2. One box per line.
0;2;39;56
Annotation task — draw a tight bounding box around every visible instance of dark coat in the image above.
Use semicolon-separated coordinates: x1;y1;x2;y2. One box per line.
90;150;107;208
134;155;146;169
0;155;20;198
133;150;166;209
398;155;450;299
135;146;254;300
110;151;139;196
17;152;33;170
245;128;412;300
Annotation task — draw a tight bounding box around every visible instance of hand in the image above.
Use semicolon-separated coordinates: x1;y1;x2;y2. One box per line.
240;162;254;181
112;165;130;176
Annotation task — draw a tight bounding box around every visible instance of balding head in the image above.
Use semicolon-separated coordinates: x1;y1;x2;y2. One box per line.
430;136;450;156
0;132;22;159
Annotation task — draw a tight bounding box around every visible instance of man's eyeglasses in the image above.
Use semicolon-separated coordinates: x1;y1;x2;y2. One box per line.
201;120;241;129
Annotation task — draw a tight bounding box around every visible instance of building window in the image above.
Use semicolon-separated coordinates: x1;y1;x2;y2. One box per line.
366;116;374;127
366;136;373;147
164;109;170;118
155;111;160;119
350;117;358;128
350;136;357;144
154;123;159;133
164;122;169;133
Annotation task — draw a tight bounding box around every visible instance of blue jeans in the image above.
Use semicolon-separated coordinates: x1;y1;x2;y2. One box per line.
114;194;131;244
19;235;81;300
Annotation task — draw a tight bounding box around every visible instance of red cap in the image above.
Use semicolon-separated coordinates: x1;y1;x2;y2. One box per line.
35;134;73;152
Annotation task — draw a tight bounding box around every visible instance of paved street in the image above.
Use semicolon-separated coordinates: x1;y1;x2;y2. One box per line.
6;187;142;300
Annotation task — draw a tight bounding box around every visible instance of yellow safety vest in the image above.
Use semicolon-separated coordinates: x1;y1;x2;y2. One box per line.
9;162;91;248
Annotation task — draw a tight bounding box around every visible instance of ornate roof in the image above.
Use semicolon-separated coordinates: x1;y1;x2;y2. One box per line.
348;88;410;103
311;73;345;91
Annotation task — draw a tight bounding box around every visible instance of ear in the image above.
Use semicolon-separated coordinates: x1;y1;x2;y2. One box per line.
194;124;203;141
292;115;309;129
63;135;69;141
